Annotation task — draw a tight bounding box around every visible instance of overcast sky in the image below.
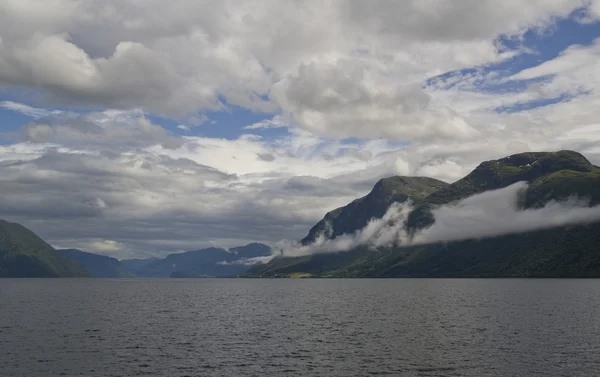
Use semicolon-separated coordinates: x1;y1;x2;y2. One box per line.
1;1;600;258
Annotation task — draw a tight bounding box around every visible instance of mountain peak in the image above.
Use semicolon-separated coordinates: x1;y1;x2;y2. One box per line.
0;220;90;277
300;176;448;244
475;150;592;176
373;176;448;197
250;150;600;279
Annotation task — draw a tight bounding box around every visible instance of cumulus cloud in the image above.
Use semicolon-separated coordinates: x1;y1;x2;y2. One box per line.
270;63;480;141
0;0;592;121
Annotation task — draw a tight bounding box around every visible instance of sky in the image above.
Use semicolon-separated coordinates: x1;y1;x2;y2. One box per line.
1;0;600;259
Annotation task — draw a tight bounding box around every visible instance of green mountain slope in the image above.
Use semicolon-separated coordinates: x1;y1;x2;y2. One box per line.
319;222;600;278
301;176;448;244
248;150;600;278
59;249;133;278
0;220;91;277
408;150;598;229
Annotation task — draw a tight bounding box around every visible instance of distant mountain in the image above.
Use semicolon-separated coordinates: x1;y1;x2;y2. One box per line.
120;257;161;275
131;243;271;278
0;220;91;278
248;150;600;278
170;270;209;278
301;176;448;244
59;249;133;278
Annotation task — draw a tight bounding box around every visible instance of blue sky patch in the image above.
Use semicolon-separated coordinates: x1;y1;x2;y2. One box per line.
426;12;600;109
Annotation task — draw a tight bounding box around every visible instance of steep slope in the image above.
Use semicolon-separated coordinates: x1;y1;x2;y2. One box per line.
249;150;600;278
251;222;600;278
134;243;271;278
59;249;133;278
0;220;91;277
408;150;597;229
301;176;448;244
328;222;600;278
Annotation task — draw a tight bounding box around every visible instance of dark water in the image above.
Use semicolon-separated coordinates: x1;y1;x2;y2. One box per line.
1;279;600;377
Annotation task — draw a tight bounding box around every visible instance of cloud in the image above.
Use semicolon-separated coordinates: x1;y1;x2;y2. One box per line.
3;3;600;260
270;182;600;260
0;130;418;258
270;61;487;141
18;109;183;150
217;255;273;266
244;115;290;130
86;239;122;252
3;94;600;259
0;0;590;121
412;182;600;244
0;101;60;118
271;200;414;258
508;37;600;100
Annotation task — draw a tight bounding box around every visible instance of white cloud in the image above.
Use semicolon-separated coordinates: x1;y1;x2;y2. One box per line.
413;182;600;244
0;0;590;122
244;115;290;130
86;239;122;252
0;101;60;118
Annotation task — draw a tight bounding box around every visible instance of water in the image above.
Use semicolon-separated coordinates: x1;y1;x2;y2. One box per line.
1;279;600;377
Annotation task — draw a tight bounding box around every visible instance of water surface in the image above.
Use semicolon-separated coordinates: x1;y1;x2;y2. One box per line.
1;279;600;376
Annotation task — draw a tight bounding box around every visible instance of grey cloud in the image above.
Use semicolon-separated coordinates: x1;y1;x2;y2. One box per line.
0;146;369;258
0;35;222;116
20;111;183;150
0;0;588;120
256;153;276;161
270;61;480;141
283;176;364;197
342;148;373;161
340;1;578;42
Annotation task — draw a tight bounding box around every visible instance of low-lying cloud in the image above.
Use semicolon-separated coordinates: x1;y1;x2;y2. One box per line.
267;182;600;261
412;182;600;244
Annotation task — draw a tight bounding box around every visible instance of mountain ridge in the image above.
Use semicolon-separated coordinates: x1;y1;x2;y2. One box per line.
130;243;272;277
0;220;91;277
248;150;600;278
58;249;133;278
301;176;448;244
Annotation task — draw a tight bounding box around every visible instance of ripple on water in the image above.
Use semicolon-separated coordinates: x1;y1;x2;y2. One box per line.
1;279;600;377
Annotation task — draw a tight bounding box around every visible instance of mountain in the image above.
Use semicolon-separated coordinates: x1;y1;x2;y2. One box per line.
59;249;133;278
0;220;91;277
407;150;599;229
301;176;448;244
248;150;600;278
120;257;161;275
131;243;271;278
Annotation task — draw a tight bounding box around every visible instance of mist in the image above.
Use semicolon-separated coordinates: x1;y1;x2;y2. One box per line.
267;182;600;260
412;181;600;244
